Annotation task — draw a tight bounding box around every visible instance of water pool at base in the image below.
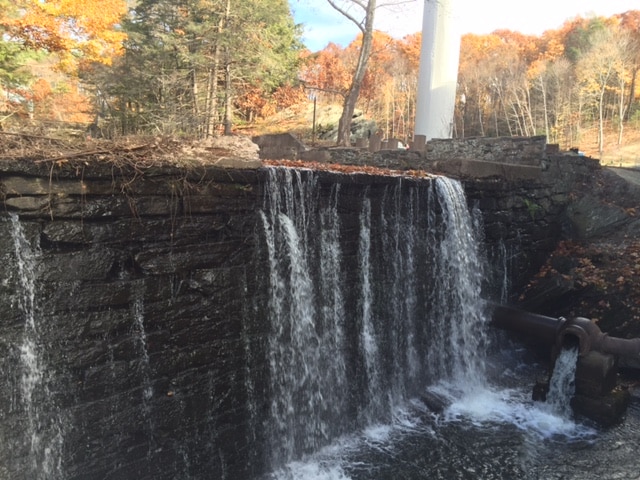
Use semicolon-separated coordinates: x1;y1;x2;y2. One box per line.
267;346;640;480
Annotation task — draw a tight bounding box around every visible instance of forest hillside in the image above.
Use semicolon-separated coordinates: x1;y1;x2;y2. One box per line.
0;1;638;166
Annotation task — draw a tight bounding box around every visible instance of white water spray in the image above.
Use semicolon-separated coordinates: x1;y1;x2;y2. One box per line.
357;194;383;423
131;288;156;449
546;346;579;417
261;168;348;465
428;177;487;387
260;168;594;479
261;168;493;471
9;213;64;479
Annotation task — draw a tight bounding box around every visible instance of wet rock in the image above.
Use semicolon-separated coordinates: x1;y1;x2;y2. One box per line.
571;387;631;427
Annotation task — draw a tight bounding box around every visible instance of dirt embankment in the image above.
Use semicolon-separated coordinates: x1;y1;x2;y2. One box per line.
518;165;640;339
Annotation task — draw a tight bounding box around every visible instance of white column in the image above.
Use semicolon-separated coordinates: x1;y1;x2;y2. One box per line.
414;0;461;140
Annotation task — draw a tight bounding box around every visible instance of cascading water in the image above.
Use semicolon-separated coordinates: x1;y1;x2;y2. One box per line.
258;168;599;479
260;169;491;473
428;178;488;387
260;168;348;466
9;213;64;479
131;288;156;450
357;193;383;423
545;346;579;417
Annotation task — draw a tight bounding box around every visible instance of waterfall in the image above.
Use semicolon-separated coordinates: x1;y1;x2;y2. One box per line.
9;213;65;479
131;287;156;450
428;177;487;388
498;240;510;304
260;168;348;466
357;193;383;423
260;168;488;470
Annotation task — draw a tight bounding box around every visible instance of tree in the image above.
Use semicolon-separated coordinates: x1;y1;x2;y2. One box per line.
91;0;303;136
0;37;33;90
326;0;377;146
576;24;632;156
299;42;352;101
0;0;127;72
618;11;640;121
224;0;303;132
457;33;514;137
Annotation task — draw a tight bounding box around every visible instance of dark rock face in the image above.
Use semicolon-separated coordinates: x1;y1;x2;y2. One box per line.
0;146;617;479
1;162;268;479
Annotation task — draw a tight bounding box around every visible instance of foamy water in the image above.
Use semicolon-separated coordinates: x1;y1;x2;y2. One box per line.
442;383;595;440
259;169;598;480
267;372;597;480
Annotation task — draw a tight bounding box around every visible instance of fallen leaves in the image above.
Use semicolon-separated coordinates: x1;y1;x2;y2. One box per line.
264;159;433;179
521;239;640;337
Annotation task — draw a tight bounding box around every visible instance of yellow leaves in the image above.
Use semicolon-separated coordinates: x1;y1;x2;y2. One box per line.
1;0;128;72
540;32;565;61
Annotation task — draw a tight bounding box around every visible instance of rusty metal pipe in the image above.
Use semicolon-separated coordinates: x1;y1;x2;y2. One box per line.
492;304;640;361
597;336;640;357
491;304;565;345
556;316;640;359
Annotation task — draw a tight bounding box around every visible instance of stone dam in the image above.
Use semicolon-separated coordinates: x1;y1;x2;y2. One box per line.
0;136;638;479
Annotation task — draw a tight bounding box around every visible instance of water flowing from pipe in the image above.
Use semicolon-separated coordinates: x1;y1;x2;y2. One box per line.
546;346;579;417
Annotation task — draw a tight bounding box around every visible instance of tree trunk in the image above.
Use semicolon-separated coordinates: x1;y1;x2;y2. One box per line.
625;68;637;121
540;75;549;140
223;58;233;135
205;0;230;137
598;85;605;157
191;68;201;136
332;0;377;146
618;75;627;146
205;64;220;137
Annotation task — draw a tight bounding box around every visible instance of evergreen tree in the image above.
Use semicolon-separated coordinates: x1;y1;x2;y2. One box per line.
93;0;303;136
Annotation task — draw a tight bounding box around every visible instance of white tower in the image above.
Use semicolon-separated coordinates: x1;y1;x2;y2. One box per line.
414;0;461;140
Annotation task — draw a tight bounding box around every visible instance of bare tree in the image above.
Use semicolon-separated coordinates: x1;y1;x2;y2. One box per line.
576;27;632;156
326;0;377;146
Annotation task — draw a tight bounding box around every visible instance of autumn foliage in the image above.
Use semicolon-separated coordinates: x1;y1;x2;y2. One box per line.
0;2;639;148
300;11;640;153
1;0;127;70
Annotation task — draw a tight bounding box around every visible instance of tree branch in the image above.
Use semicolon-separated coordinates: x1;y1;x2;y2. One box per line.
326;0;366;33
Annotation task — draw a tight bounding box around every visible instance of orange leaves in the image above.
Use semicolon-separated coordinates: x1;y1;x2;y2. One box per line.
29;78;94;123
301;30;418;111
271;84;308;110
300;42;352;97
397;33;421;71
31;78;52;102
236;84;307;121
1;0;128;71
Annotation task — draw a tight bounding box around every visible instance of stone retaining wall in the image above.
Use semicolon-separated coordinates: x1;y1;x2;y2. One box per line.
255;133;549;173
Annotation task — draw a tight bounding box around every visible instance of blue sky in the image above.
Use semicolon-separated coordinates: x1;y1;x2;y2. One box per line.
289;0;640;52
